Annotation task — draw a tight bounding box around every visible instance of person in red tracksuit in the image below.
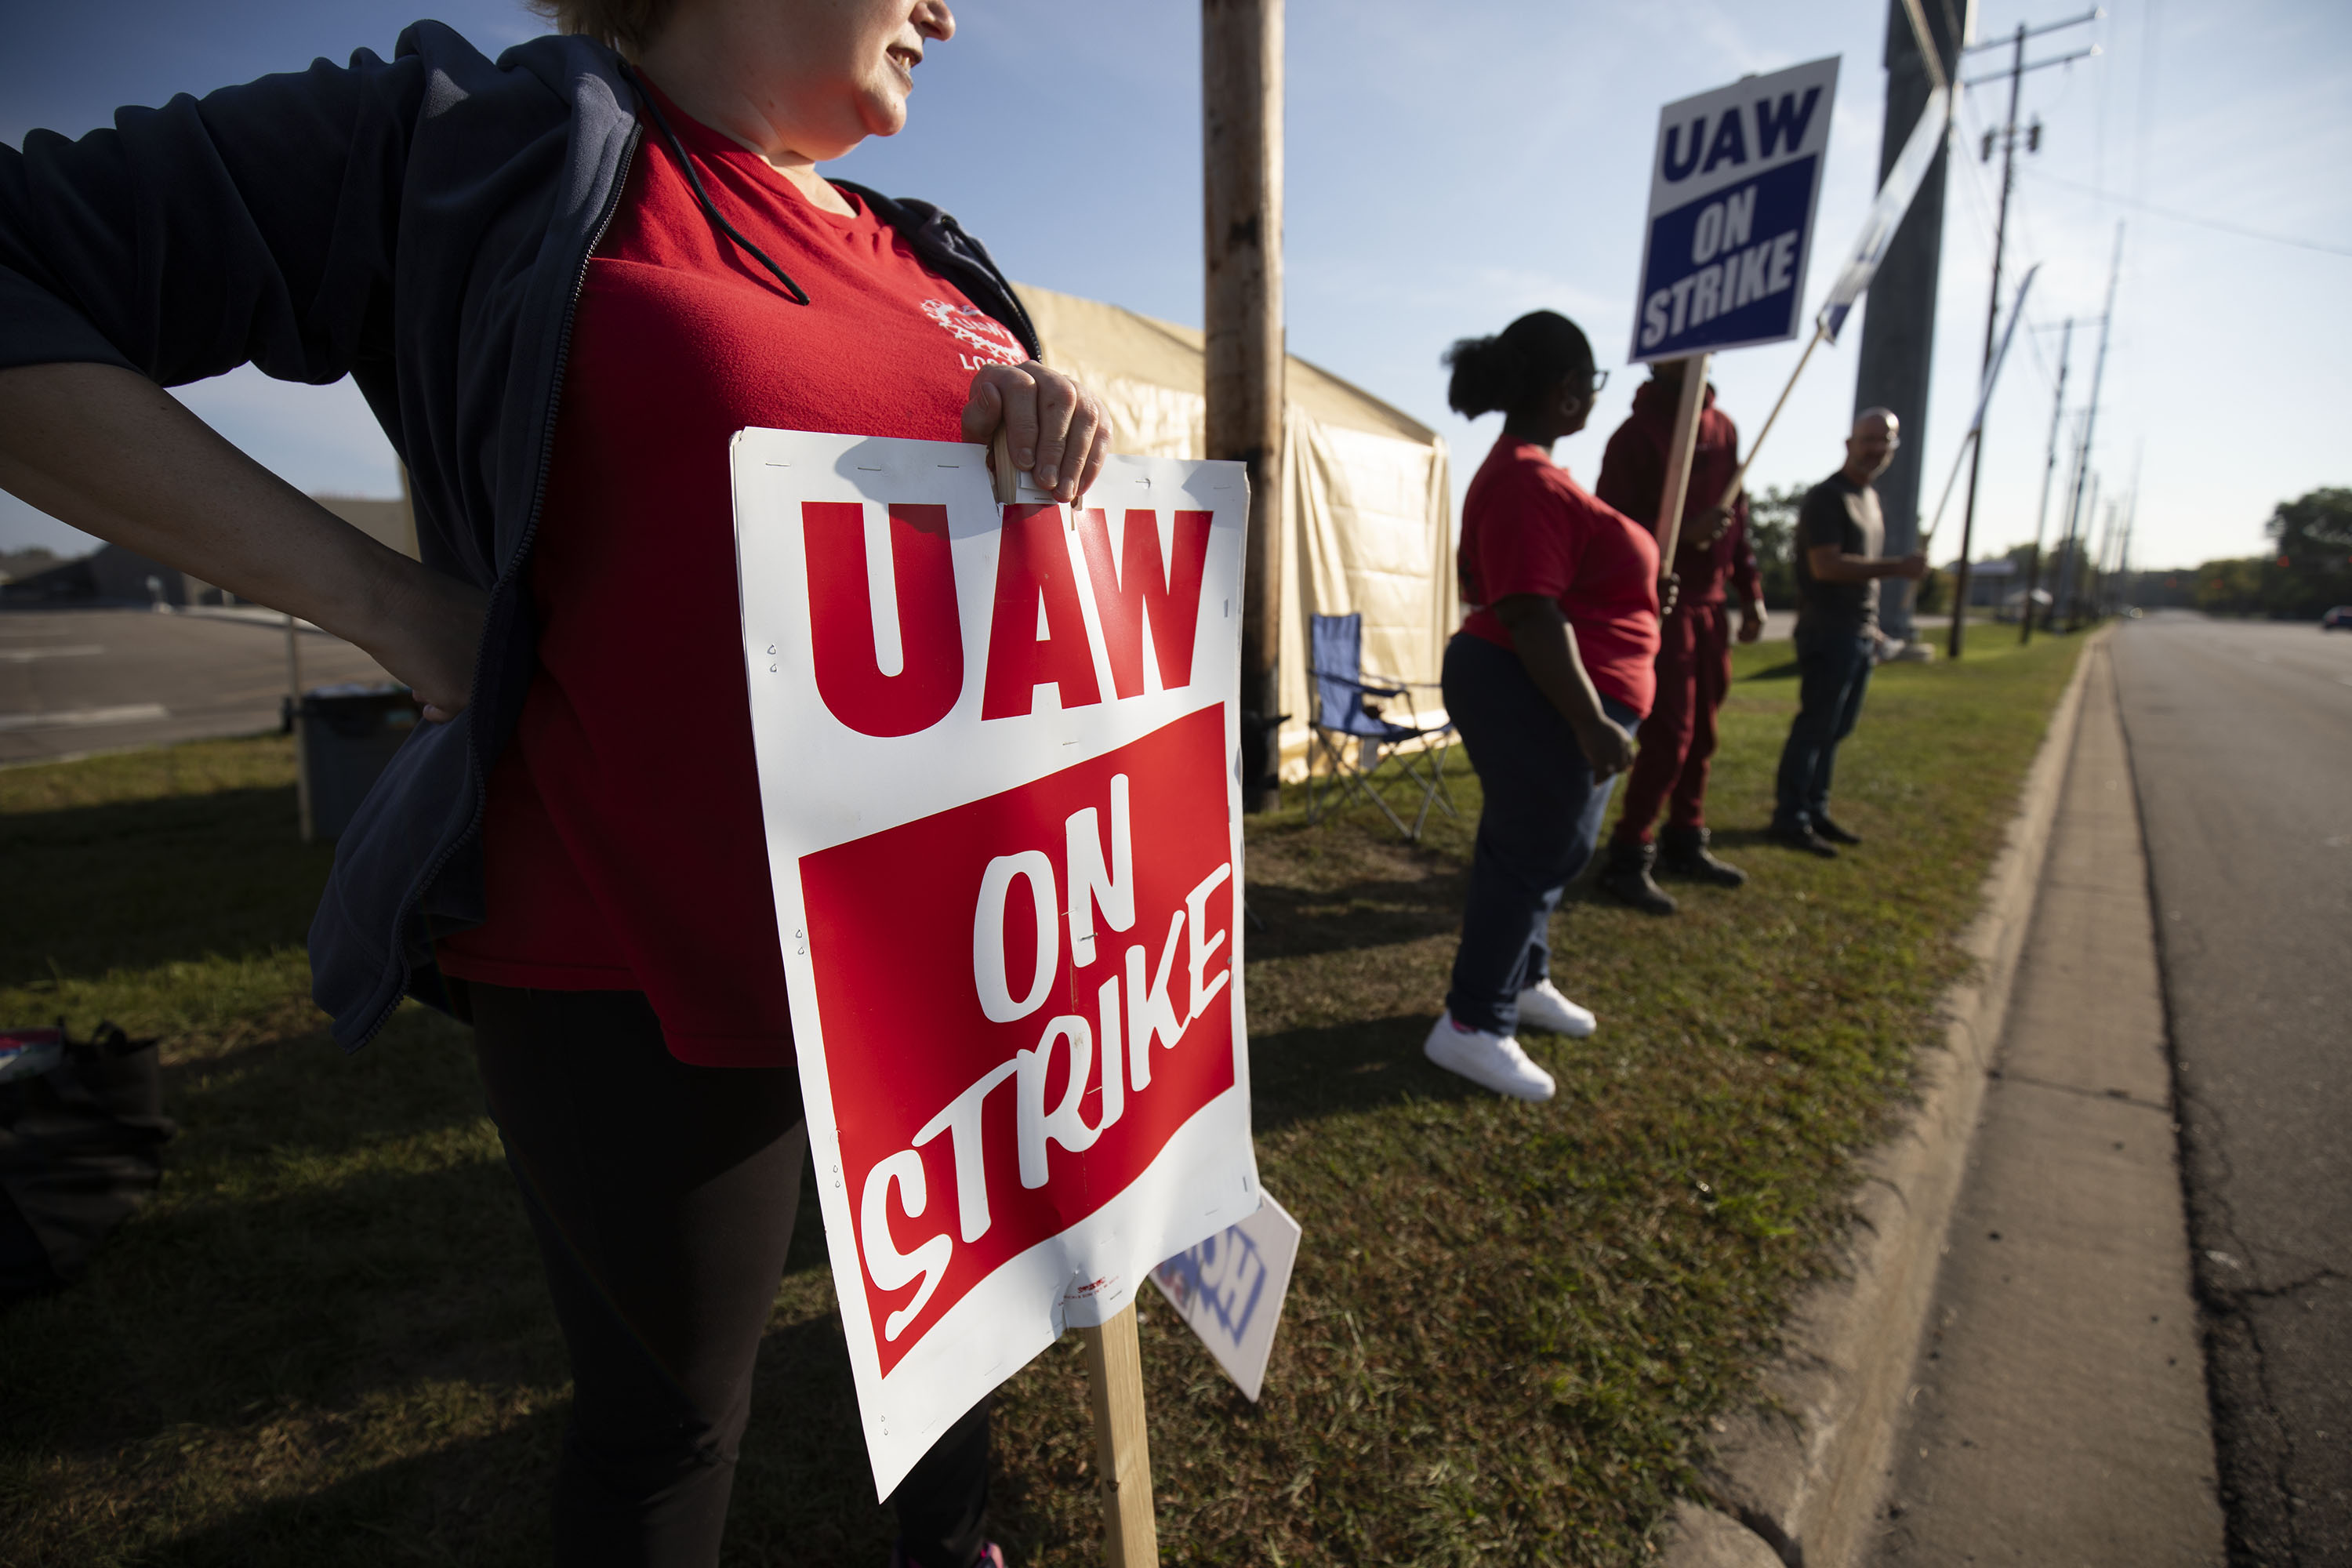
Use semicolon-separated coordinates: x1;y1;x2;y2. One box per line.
1594;359;1767;914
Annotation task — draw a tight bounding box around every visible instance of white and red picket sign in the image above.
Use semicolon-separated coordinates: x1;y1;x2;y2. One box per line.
729;430;1261;1498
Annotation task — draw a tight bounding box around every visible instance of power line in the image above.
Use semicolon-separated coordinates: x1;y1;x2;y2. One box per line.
2024;167;2352;259
1950;94;2060;400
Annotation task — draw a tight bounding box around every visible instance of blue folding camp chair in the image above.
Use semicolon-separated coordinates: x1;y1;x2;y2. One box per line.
1304;612;1457;840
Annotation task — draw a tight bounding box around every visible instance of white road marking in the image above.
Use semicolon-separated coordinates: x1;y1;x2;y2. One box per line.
0;645;105;662
0;703;169;733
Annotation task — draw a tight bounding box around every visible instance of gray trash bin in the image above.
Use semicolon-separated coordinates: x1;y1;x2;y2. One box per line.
296;682;420;842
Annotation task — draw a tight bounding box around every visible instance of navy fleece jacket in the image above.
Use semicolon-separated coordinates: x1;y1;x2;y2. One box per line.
0;24;1039;1047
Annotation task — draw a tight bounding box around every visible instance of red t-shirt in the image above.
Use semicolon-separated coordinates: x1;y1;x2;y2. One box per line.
434;83;1029;1066
1593;380;1761;609
1457;436;1661;717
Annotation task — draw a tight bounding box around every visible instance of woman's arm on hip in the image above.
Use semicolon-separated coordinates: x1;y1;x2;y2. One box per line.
1492;593;1634;778
0;362;482;720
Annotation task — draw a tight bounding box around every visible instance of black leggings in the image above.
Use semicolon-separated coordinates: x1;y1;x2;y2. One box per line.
467;982;990;1567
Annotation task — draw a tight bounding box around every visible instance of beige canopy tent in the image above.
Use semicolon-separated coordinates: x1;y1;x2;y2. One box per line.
1014;282;1455;779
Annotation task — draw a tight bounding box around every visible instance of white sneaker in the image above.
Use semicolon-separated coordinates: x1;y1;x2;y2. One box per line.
1515;979;1597;1037
1423;1013;1556;1101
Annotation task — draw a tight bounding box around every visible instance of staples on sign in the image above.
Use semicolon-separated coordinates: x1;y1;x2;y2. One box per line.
728;427;1258;1501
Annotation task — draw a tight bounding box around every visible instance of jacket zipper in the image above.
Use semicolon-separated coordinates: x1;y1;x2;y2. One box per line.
358;120;644;1049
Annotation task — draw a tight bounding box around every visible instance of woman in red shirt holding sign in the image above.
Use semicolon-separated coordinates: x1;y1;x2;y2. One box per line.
1426;312;1661;1101
0;1;1105;1563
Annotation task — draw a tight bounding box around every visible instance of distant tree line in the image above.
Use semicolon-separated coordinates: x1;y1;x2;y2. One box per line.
2161;488;2352;619
1748;485;2350;622
1746;485;1803;609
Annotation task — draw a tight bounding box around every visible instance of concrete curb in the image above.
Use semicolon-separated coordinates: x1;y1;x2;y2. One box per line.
1658;626;2111;1568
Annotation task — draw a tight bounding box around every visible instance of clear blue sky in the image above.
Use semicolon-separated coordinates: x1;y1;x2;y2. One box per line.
5;0;2347;572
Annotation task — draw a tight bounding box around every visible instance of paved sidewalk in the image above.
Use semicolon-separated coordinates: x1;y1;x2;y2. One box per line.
1867;639;2226;1565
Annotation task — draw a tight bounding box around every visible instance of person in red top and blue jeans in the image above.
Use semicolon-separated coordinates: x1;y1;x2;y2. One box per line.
0;1;1105;1563
1592;359;1767;914
1425;312;1662;1102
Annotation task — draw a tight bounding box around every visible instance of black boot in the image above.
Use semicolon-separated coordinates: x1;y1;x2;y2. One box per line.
1660;825;1748;887
1599;840;1678;914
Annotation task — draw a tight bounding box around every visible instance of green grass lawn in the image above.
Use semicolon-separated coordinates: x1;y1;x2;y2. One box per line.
0;631;2084;1566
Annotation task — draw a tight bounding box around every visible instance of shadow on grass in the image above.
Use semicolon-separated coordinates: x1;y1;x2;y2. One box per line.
1248;1012;1489;1134
0;784;329;989
152;1022;486;1146
5;1026;892;1563
1;1138;555;1447
1242;869;1468;960
117;1412;565;1568
0;1013;545;1455
127;1309;916;1568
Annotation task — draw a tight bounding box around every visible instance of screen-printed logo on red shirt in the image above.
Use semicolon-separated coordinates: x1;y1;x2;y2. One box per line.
922;299;1029;369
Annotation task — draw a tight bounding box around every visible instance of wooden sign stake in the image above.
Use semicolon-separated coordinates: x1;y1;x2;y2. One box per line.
1080;1303;1160;1566
1003;423;1159;1563
1708;320;1827;515
1651;352;1712;580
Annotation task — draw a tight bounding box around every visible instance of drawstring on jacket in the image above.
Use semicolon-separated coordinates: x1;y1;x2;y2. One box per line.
617;61;813;307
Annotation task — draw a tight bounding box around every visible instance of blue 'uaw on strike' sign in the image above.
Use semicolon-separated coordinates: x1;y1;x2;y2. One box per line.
1630;56;1839;365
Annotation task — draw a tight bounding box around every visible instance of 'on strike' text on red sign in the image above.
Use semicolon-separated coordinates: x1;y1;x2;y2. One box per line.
729;430;1259;1497
806;703;1233;1374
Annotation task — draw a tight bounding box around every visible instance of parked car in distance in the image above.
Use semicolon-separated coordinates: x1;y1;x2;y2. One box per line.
2323;605;2352;631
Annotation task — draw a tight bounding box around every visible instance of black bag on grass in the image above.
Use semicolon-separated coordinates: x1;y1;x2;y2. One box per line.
0;1022;175;1306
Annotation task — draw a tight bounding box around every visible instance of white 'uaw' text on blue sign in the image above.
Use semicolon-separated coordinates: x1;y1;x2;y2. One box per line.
1631;56;1840;365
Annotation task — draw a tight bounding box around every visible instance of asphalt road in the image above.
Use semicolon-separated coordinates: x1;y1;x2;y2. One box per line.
2113;611;2352;1566
0;605;393;766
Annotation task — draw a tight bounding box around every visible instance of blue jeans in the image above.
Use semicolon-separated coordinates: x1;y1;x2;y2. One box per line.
1773;623;1875;831
1441;633;1639;1036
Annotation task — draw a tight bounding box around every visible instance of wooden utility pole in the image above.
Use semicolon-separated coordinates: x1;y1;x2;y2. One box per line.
1203;0;1285;812
2114;439;2143;611
2057;223;2122;632
1951;9;2096;655
2017;318;2070;645
2063;466;2100;629
2048;412;2088;631
1948;26;2022;656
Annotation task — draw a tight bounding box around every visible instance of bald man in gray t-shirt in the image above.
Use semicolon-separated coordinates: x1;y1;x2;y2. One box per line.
1769;409;1927;857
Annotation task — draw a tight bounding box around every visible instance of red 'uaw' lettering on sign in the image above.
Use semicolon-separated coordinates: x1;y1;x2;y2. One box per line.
802;499;1214;736
800;704;1235;1373
1076;506;1214;699
803;502;966;739
980;504;1214;718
